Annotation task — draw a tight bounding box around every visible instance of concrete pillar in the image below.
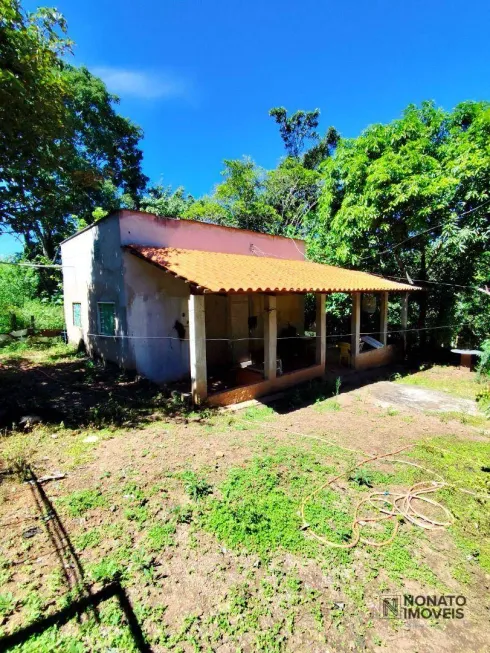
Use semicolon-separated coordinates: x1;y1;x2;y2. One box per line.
401;293;408;352
315;293;326;368
379;291;389;346
189;294;207;404
351;292;361;368
264;294;277;380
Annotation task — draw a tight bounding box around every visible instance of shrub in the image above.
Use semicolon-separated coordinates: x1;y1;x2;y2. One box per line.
477;339;490;377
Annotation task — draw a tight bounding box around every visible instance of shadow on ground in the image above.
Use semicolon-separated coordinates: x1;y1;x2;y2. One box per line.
0;466;150;651
0;344;465;428
0;354;197;431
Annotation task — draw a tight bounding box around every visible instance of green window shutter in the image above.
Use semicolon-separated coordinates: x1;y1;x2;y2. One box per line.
72;303;82;327
98;303;116;336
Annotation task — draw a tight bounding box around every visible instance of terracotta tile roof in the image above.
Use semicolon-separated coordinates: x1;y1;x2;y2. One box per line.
125;245;421;293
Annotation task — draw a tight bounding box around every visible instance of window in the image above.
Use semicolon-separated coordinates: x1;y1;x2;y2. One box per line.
72;302;82;327
97;302;116;336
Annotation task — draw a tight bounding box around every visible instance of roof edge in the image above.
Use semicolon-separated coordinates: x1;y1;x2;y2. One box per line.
123;244;423;293
60;209;306;247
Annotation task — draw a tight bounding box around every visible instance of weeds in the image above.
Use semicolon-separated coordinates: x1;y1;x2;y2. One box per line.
349;467;374;488
146;521;177;551
181;470;213;500
59;488;107;516
75;528;102;550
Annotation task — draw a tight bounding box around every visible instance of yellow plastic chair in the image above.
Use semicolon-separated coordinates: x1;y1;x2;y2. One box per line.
338;342;351;366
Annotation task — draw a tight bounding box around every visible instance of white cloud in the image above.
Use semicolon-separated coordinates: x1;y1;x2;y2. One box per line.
92;66;188;100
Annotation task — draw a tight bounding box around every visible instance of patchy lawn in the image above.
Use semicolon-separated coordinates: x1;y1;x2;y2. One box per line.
393;364;481;400
0;346;489;652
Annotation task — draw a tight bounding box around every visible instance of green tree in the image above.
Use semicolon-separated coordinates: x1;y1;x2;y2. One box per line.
0;1;147;262
139;184;194;218
184;158;280;232
269;107;321;159
269;107;339;168
264;157;322;236
313;100;490;345
0;0;70;217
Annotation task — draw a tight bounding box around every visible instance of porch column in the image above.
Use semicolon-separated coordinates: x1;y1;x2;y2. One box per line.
379;291;389;346
264;294;277;380
315;293;326;368
350;292;361;368
401;293;408;352
189;294;207;403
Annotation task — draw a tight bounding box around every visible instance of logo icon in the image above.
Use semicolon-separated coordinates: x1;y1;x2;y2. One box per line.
380;595;401;618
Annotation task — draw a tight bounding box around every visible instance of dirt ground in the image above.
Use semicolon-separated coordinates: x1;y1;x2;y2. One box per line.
0;346;489;652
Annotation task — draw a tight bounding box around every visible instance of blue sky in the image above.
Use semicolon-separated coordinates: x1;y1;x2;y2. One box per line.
2;0;489;256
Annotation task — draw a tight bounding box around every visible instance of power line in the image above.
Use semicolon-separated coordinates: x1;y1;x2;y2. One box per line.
0;261;63;269
85;323;468;342
358;197;490;262
382;275;488;293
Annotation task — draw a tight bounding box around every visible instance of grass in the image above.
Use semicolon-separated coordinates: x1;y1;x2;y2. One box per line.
198;443;458;588
75;528;102;551
394;364;480;400
1;346;489;651
0;339;76;363
181;470;213;500
314;397;341;412
58;488;107;517
146;521;177;551
430;410;489;429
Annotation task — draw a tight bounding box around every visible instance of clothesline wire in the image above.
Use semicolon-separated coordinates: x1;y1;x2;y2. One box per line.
85;322;467;343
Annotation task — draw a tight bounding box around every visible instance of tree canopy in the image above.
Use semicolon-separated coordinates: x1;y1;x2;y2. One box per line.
0;0;147;261
311;100;490;344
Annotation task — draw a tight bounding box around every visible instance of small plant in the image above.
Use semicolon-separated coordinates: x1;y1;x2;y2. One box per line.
0;592;16;616
477;339;490;378
182;471;213;500
314;398;341;413
334;376;342;396
172;504;194;524
75;528;102;550
60;488;107;516
476;384;490;418
89;556;124;583
349;467;373;488
146;521;177;551
88;395;127;427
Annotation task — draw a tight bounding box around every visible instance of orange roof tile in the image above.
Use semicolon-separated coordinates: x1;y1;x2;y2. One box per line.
125;245;421;294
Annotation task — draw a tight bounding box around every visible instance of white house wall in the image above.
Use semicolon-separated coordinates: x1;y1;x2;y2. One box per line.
61;214;130;367
123;253;190;383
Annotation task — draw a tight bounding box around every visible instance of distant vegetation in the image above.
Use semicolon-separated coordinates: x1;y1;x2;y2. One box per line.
0;260;63;333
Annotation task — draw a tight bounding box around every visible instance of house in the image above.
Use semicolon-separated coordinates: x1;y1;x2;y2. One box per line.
61;210;419;406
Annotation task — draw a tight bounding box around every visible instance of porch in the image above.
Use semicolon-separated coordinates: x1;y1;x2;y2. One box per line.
190;290;410;406
124;244;419;406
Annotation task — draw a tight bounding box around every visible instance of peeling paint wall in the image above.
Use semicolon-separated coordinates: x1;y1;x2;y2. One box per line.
123;252;190;383
61;214;130;366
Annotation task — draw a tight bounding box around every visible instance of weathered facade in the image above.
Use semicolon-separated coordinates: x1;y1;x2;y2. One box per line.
61;210;418;405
